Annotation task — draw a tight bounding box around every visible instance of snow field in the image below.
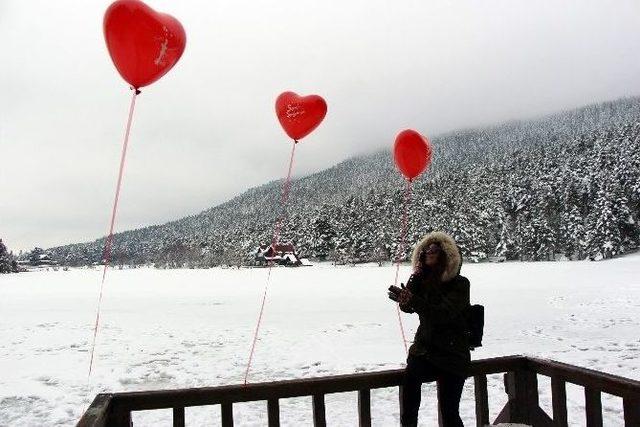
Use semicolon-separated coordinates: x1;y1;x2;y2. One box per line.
1;255;639;426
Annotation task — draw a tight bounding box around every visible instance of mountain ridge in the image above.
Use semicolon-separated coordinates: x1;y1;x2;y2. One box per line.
48;95;640;266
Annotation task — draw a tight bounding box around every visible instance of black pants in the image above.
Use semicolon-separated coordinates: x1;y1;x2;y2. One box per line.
400;355;466;427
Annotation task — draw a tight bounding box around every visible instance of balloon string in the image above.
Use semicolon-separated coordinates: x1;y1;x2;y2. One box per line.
272;140;297;245
88;90;138;379
393;179;413;354
244;139;297;385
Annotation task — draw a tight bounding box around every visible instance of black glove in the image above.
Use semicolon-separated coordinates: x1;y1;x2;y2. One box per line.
387;283;405;302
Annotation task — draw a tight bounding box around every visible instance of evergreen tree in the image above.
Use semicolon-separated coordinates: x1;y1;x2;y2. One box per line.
0;239;14;273
586;183;621;260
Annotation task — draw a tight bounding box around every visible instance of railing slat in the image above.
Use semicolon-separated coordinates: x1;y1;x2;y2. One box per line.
221;402;233;427
267;398;280;427
551;377;568;427
357;389;371;427
474;374;489;427
584;388;603;427
172;407;185;427
437;384;444;427
110;406;131;427
312;394;326;427
623;396;640;427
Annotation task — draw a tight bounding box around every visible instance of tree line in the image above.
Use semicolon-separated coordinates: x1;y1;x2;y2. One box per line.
48;97;640;267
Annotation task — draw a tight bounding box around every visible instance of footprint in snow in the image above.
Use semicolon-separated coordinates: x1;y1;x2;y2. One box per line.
36;376;59;386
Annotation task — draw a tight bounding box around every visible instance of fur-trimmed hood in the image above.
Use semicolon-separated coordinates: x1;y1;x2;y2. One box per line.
411;231;462;282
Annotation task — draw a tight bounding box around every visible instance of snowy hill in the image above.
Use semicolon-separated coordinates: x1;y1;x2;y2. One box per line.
49;97;640;267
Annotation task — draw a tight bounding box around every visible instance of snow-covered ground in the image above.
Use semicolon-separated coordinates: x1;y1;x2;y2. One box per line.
1;255;639;426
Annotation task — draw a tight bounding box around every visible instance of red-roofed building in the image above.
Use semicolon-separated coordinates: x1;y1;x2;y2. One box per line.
254;243;301;266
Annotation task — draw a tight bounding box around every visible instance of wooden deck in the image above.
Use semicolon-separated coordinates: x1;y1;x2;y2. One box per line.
77;355;640;426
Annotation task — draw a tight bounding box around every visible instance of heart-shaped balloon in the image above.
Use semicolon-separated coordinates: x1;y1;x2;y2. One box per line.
393;129;432;180
104;0;186;89
275;92;327;141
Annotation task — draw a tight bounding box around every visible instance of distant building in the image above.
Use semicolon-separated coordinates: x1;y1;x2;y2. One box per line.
254;243;301;266
24;248;59;268
32;253;58;267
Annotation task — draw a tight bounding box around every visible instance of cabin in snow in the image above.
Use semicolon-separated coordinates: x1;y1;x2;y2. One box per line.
22;248;58;267
254;243;302;266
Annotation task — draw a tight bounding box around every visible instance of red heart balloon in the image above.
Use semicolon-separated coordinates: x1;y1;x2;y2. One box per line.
275;92;327;141
393;129;432;180
104;0;186;89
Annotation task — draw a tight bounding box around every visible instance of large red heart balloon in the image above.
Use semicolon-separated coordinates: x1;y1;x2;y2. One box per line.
104;0;186;89
275;92;327;141
393;129;432;180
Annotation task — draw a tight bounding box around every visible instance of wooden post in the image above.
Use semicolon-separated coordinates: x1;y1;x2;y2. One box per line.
110;407;132;427
357;389;371;427
77;393;112;427
398;385;405;423
551;377;568;427
312;394;326;427
172;407;185;427
436;380;444;427
502;370;539;424
584;388;603;427
221;403;233;427
474;374;489;427
267;399;280;427
623;397;640;427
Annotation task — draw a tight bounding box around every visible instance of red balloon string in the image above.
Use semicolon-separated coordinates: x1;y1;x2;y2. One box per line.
244;139;298;385
271;140;298;247
88;89;139;379
393;179;413;354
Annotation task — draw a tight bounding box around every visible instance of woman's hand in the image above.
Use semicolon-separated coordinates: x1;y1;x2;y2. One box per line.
398;284;413;306
388;283;413;306
388;285;401;302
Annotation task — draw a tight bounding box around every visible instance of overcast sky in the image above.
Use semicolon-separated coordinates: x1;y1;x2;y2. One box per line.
1;0;639;252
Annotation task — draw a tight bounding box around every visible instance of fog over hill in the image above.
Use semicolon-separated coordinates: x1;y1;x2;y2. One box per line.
48;97;640;266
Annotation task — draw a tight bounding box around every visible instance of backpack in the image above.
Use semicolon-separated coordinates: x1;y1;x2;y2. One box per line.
466;304;484;350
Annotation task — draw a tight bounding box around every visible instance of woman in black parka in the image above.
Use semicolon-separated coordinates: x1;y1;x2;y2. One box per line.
388;231;470;427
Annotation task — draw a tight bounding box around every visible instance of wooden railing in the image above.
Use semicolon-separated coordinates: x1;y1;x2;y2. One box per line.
77;355;640;426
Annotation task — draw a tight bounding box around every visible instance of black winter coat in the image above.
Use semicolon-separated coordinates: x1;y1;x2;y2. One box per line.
401;271;471;376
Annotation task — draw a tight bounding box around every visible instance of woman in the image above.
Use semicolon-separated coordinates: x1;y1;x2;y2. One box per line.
388;231;470;427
